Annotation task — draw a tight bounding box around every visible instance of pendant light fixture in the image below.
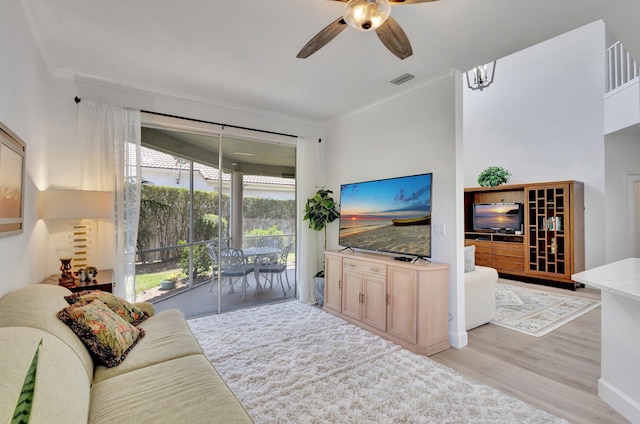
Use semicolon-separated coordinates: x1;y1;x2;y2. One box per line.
466;61;497;91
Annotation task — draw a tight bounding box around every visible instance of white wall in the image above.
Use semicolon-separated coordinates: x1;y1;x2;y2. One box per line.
463;21;607;269
0;2;52;297
243;184;294;200
324;73;468;348
0;4;325;298
604;126;640;262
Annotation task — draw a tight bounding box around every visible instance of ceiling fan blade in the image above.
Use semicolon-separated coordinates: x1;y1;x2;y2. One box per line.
297;17;348;59
375;17;413;59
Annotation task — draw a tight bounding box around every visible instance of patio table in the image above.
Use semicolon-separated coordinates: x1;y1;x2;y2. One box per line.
241;247;282;294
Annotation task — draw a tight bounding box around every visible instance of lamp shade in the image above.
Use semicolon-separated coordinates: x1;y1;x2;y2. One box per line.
39;190;114;219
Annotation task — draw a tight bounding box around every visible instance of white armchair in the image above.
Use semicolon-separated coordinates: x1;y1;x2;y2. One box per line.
465;265;499;331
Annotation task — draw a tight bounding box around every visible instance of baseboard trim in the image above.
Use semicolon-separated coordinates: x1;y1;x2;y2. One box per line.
449;330;468;348
598;378;640;424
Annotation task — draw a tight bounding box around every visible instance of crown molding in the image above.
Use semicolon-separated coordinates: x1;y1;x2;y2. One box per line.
51;64;455;130
53;69;325;130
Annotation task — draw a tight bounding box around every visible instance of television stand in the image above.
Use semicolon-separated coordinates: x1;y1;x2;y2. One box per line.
323;250;450;356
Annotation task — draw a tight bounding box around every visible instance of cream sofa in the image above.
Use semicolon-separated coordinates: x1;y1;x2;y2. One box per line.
0;284;253;423
465;265;499;330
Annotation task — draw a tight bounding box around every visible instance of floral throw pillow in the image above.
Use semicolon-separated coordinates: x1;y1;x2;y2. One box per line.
57;299;145;368
65;290;148;325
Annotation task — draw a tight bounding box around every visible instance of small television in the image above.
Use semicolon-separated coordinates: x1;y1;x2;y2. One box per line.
472;202;523;231
339;173;432;258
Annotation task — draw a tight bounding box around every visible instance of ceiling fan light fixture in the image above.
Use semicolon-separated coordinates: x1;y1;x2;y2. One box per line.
343;0;392;32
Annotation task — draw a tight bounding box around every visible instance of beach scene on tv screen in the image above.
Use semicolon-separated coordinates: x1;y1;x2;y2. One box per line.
339;174;432;257
475;203;521;229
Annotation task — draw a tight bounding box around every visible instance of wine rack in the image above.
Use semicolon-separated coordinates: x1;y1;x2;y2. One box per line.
527;185;568;277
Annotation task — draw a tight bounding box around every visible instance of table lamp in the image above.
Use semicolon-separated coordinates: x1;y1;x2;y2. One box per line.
40;189;114;282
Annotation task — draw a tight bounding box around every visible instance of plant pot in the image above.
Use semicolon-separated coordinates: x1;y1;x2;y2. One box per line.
315;276;325;307
160;280;176;291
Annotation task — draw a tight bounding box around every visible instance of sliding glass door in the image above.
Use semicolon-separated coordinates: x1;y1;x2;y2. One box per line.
135;115;296;316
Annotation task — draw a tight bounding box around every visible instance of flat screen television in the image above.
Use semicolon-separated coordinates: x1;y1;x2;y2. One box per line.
472;202;523;231
339;173;432;258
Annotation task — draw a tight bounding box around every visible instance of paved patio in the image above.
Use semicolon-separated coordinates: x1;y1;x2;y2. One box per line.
152;268;297;318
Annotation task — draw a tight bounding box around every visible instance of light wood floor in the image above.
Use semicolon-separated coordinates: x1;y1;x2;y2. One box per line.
431;279;629;424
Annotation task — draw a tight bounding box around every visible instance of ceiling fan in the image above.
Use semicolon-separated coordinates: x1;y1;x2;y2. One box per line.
297;0;437;60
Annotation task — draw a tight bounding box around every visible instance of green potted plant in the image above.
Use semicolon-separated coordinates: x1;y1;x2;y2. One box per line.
160;273;180;291
477;166;512;188
303;187;340;306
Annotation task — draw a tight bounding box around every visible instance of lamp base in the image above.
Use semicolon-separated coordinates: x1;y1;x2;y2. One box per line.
58;276;76;288
58;257;74;287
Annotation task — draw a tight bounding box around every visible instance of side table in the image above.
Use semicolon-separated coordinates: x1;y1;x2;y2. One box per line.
41;269;114;293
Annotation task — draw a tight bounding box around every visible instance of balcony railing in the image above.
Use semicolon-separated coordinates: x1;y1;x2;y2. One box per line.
607;41;639;93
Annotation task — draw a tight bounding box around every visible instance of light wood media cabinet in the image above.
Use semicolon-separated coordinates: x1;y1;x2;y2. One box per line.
323;250;450;356
464;180;584;289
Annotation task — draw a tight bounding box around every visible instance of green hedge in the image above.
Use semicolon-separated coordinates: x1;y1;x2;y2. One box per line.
137;185;295;261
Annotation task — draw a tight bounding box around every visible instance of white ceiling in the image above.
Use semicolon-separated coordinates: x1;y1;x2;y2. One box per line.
21;0;640;123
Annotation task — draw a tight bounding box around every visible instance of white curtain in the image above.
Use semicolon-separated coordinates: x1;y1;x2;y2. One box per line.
78;100;141;301
296;137;322;304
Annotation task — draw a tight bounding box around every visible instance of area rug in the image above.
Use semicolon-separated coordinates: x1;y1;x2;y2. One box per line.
491;282;601;337
188;301;567;423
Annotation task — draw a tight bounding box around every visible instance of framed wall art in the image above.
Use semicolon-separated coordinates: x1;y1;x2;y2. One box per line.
0;121;26;237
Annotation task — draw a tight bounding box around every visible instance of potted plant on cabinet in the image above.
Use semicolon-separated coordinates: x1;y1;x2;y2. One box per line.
303;187;340;306
477;166;512;188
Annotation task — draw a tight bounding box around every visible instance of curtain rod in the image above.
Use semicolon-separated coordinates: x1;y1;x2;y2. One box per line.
73;96;298;139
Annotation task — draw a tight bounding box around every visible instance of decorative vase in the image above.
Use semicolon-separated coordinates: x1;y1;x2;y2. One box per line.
315;277;325;307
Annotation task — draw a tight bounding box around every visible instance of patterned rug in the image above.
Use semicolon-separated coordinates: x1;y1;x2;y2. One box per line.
492;283;601;337
188;301;567;423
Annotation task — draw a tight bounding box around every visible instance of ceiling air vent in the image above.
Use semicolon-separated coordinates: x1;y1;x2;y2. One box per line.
390;73;415;86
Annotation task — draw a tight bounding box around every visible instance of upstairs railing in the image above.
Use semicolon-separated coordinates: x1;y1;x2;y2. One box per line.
607;41;639;93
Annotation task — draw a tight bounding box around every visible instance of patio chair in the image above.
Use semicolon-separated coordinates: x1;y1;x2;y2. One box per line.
219;247;255;300
255;242;293;297
256;238;279;249
255;237;280;265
